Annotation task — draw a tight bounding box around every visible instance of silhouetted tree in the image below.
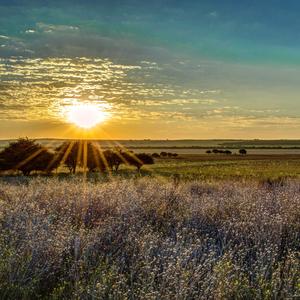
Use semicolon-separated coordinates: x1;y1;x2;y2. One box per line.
160;151;168;157
206;150;212;154
86;145;127;173
110;151;124;171
152;153;160;158
225;150;232;155
55;141;83;174
239;149;247;155
0;138;55;175
86;143;106;172
122;152;154;171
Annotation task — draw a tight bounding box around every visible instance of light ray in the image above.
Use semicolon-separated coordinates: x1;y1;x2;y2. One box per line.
92;142;112;177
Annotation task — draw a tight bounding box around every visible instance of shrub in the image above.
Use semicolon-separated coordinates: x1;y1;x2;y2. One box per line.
206;150;212;154
152;153;160;158
160;151;168;157
239;149;247;155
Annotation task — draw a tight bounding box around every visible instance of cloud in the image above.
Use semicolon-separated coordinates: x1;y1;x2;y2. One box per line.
208;11;218;18
0;57;222;124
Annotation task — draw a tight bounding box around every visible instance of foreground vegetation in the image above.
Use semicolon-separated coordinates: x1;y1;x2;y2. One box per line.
0;177;299;299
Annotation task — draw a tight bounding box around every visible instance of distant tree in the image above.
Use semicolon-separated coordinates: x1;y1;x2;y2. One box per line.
55;141;83;174
88;147;125;172
104;149;123;171
172;153;178;157
212;149;219;154
0;138;55;175
122;152;154;171
86;143;106;172
206;150;212;154
225;150;232;155
239;149;247;155
136;153;154;170
152;153;160;158
160;151;168;157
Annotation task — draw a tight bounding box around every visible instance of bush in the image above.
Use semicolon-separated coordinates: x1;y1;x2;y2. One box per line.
152;153;160;158
0;138;55;175
206;150;212;154
239;149;247;155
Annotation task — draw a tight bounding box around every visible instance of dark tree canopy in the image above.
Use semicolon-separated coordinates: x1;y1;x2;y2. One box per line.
54;141;84;174
0;139;156;175
239;149;247;155
0;138;55;175
121;152;154;170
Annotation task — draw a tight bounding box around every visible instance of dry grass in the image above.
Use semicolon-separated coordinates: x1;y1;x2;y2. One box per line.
0;177;299;299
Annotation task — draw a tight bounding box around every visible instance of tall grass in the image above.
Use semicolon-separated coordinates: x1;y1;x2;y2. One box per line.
0;177;299;299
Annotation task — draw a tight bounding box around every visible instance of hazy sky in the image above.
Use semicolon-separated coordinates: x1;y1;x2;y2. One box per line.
1;0;300;139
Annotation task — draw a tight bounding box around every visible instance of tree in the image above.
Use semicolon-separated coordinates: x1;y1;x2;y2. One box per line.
206;150;212;154
122;152;154;171
152;153;160;158
103;149;125;171
54;141;83;174
86;143;106;172
239;149;247;155
225;150;232;155
0;138;55;175
89;148;123;172
160;151;168;157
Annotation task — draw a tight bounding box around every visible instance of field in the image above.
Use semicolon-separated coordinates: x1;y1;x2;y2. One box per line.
1;140;300;299
0;177;300;299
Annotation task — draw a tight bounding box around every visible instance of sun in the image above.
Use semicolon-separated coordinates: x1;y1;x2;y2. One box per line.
66;103;108;129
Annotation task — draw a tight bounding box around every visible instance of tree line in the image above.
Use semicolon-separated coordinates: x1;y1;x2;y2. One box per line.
206;149;247;155
0;138;154;176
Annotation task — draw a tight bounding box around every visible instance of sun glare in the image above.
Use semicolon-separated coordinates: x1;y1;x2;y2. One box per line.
67;103;108;129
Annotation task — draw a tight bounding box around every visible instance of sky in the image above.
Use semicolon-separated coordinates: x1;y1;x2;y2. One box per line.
1;0;300;139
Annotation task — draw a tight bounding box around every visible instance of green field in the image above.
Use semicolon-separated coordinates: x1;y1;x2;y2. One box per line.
1;143;300;299
143;155;300;181
3;154;299;182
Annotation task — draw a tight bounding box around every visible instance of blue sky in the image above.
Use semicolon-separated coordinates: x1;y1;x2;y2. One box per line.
1;0;300;138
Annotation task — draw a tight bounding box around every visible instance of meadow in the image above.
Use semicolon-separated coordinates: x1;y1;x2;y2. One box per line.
1;141;300;299
0;177;299;299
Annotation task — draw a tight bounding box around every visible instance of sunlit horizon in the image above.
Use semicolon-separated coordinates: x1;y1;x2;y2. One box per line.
1;1;300;139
